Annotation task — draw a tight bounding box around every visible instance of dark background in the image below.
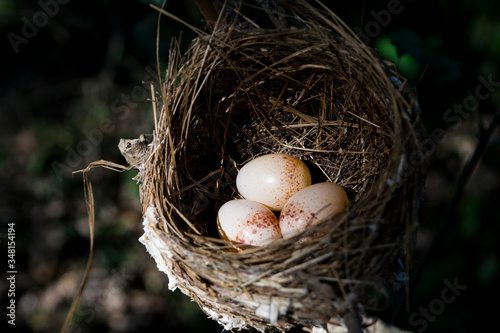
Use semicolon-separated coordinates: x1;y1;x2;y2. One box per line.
1;0;499;332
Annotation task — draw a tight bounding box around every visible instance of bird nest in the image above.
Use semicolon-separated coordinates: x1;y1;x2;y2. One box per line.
132;1;426;332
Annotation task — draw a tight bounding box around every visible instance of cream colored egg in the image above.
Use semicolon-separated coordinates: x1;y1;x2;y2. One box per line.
217;199;281;248
236;153;312;211
279;182;348;239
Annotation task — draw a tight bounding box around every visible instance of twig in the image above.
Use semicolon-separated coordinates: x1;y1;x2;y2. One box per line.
416;107;500;279
344;293;364;333
60;171;95;332
393;106;500;322
62;161;129;332
150;4;204;35
194;0;221;28
345;312;363;333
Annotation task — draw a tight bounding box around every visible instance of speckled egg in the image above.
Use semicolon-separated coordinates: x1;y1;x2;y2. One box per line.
236;153;312;211
217;199;281;248
279;182;348;239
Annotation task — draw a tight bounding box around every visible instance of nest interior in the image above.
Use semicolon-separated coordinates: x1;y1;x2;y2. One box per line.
137;1;426;332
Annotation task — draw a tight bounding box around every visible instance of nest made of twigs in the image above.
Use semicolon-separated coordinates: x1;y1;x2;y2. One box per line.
136;1;426;332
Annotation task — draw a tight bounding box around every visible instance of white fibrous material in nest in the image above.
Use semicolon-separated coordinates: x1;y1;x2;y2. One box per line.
139;206;179;291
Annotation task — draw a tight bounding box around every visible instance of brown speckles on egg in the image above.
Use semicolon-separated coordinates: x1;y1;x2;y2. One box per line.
236;153;311;210
279;182;348;239
218;199;281;248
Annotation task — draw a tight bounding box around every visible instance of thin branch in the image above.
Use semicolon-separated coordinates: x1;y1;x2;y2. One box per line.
194;0;221;28
393;106;500;322
344;293;363;333
414;107;500;282
345;311;363;333
150;4;204;36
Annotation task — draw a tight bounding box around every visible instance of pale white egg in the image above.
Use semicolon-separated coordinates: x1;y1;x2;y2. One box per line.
279;182;348;239
236;153;312;211
217;199;281;249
